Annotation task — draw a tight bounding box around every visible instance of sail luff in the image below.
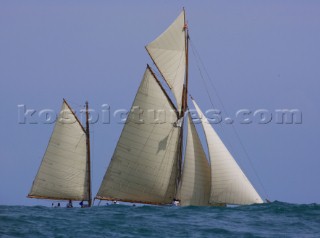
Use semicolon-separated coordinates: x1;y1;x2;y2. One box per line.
192;99;263;205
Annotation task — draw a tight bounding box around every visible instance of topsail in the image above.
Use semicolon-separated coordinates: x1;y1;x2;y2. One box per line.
146;11;187;111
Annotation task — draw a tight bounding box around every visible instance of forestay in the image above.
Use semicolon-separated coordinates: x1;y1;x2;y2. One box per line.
96;66;180;204
192;99;263;205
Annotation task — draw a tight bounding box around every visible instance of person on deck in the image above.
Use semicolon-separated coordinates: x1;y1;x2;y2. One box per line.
66;200;73;208
173;199;180;206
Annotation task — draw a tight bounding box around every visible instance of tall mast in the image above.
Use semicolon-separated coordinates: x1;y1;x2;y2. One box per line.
176;8;189;195
179;7;189;117
182;7;189;115
85;101;92;207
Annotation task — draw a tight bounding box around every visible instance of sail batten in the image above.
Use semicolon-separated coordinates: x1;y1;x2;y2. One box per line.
146;11;186;111
192;99;263;205
28;101;90;201
96;66;180;204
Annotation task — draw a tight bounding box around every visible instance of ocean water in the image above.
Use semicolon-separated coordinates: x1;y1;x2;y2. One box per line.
1;202;319;237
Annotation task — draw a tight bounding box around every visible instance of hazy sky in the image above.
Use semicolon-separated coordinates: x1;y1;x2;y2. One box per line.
1;0;319;205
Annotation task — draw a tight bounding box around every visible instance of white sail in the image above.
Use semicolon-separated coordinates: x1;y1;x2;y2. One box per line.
192;99;263;205
28;100;89;201
146;10;186;111
177;114;211;206
96;66;180;204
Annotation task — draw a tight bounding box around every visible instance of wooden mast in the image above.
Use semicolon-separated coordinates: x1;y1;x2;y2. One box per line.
186;14;189;109
85;101;92;207
183;7;189;115
175;8;189;196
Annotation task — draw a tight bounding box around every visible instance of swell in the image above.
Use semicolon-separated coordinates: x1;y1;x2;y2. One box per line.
0;202;319;237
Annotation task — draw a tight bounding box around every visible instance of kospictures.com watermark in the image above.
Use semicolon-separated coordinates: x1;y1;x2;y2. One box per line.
17;104;302;125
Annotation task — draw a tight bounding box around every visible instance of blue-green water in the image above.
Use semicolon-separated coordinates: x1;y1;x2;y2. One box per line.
1;202;319;237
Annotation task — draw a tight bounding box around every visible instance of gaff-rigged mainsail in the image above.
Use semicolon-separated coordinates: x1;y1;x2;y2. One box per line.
28;100;91;203
96;66;181;205
192;99;264;205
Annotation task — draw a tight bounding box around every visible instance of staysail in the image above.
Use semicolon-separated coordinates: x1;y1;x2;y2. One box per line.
96;66;181;204
28;100;90;201
146;10;187;111
192;99;263;205
177;113;211;206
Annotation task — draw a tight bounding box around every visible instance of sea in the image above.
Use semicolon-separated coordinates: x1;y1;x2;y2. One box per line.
1;201;319;237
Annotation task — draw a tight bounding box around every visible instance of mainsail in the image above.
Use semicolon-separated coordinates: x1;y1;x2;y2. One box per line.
96;66;181;204
146;11;187;111
192;99;264;205
176;114;211;206
28;100;91;203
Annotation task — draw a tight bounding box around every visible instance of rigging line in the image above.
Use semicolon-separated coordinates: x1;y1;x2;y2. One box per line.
189;37;269;200
191;38;269;200
189;37;237;156
189;40;217;112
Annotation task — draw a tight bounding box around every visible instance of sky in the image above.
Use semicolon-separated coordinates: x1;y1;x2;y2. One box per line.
0;0;319;206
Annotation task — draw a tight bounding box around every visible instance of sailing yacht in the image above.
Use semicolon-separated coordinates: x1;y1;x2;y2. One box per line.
28;99;92;207
95;9;263;206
